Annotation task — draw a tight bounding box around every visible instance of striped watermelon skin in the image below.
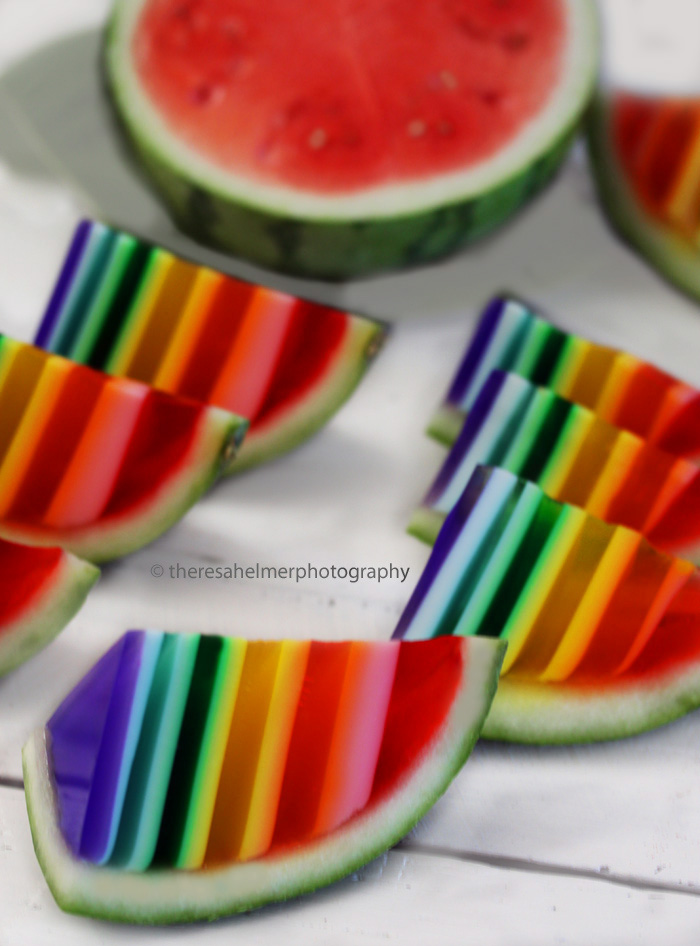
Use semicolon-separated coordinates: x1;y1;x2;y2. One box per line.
122;129;577;280
430;296;700;459
103;0;598;279
414;369;700;561
0;540;98;676
23;632;503;922
395;465;700;743
34;221;386;468
588;92;700;302
0;334;245;561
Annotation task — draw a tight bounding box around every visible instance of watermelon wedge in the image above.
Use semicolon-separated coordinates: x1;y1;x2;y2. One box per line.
414;369;700;561
588;91;700;302
34;220;386;470
23;631;503;923
0;539;98;676
103;0;598;278
395;464;700;743
0;335;246;562
430;296;700;459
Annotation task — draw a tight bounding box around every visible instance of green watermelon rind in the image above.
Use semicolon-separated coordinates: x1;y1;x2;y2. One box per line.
587;93;700;302
427;403;467;446
484;662;700;744
0;554;99;677
233;316;388;472
0;408;247;564
22;636;504;924
407;506;444;546
103;0;599;279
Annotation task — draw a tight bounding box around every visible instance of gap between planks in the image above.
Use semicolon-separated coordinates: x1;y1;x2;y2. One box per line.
2;775;698;899
397;839;700;898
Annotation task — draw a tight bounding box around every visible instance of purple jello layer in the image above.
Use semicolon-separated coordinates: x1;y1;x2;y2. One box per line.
34;220;91;349
47;630;146;859
393;467;493;640
445;297;505;408
425;371;507;507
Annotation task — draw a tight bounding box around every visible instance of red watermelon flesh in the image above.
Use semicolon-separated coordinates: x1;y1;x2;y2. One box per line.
132;0;567;193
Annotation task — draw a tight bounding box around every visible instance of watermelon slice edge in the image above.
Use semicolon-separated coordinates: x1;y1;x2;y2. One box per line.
22;634;503;923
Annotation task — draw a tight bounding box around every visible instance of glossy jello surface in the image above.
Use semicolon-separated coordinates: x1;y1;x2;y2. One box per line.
34;220;369;433
397;466;700;684
436;297;700;457
419;370;700;556
47;632;463;869
0;332;231;550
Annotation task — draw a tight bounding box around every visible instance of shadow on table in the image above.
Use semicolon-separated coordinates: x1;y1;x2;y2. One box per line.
0;27;656;323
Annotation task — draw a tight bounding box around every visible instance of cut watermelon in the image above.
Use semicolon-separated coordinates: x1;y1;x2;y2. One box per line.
34;220;386;469
0;539;98;676
0;334;246;562
395;464;700;743
23;631;503;923
103;0;598;278
588;91;700;301
414;369;700;561
430;296;700;459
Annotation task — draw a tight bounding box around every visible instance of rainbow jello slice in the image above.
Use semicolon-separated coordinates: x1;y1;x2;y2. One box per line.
395;465;700;742
34;220;386;470
0;334;245;561
430;296;700;459
24;631;502;922
414;369;700;560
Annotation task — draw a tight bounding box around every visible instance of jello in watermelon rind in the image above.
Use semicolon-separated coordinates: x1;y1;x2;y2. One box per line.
103;0;598;279
33;220;388;472
397;465;700;744
0;332;247;562
0;544;98;676
233;316;386;470
0;400;244;564
22;633;503;923
587;92;700;302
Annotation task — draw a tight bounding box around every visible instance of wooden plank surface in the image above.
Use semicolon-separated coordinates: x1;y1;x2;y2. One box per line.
4;785;700;946
3;1;700;941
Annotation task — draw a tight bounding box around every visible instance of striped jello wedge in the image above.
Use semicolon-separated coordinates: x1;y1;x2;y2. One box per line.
34;220;386;471
395;465;700;743
413;369;700;560
0;335;245;561
430;295;700;459
22;631;503;922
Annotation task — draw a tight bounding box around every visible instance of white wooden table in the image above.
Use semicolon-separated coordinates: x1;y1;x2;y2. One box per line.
3;2;700;942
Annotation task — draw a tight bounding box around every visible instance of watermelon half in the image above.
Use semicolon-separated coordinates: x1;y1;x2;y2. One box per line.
34;220;386;470
23;631;503;923
103;0;598;279
395;464;700;744
0;540;98;676
430;296;700;459
588;91;700;302
0;335;246;562
413;368;700;563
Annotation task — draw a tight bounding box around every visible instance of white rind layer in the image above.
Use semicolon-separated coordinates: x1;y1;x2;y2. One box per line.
484;659;700;744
